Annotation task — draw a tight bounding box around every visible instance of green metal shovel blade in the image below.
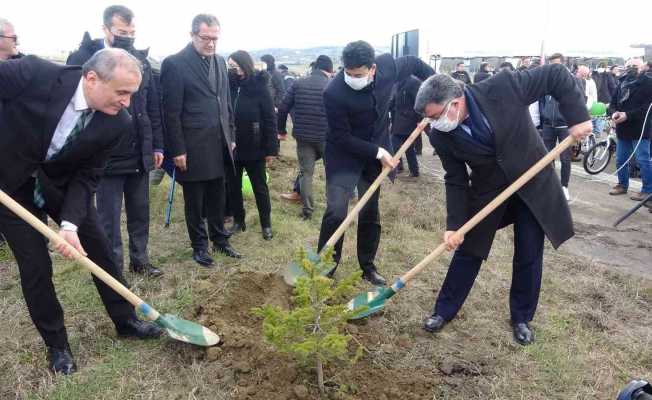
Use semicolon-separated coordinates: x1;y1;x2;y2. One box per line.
283;248;330;286
347;286;397;320
153;314;220;347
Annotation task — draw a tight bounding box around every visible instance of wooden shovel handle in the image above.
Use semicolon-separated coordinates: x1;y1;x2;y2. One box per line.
0;189;159;320
400;135;576;284
325;118;431;247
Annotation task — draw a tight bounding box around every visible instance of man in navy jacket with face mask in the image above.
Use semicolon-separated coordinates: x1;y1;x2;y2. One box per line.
317;40;434;286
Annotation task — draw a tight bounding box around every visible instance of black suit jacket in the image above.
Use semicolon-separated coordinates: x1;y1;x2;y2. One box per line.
323;54;434;187
160;44;235;182
429;64;590;259
0;56;130;226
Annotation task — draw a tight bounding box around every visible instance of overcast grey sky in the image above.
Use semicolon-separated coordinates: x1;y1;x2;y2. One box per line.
4;0;650;60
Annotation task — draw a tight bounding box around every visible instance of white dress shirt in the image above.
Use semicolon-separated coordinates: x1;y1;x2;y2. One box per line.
528;101;541;127
48;77;94;232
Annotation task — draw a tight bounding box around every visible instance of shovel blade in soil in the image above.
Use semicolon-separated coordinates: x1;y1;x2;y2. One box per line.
282;248;328;286
347;286;397;320
154;314;220;347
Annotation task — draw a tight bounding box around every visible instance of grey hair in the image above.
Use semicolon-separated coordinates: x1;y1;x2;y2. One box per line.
191;14;219;34
0;18;12;36
414;74;464;115
82;48;142;81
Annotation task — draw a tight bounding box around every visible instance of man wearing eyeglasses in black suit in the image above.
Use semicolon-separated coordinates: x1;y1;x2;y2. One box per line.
160;13;240;267
0;17;21;62
0;17;22;248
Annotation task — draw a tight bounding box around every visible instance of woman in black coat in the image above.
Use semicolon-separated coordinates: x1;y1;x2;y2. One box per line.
473;62;492;83
227;50;279;240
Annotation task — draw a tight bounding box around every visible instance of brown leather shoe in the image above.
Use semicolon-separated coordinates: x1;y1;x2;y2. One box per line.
280;192;301;203
609;184;627;195
630;191;651;201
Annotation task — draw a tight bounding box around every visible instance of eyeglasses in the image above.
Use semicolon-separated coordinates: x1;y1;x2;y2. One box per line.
0;35;18;43
195;34;219;44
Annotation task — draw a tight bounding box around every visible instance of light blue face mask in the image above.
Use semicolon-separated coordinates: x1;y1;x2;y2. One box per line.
430;101;460;132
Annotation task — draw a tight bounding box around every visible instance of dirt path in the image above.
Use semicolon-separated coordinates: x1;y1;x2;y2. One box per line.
417;141;652;279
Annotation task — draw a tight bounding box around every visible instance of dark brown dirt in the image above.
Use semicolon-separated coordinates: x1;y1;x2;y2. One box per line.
191;271;445;400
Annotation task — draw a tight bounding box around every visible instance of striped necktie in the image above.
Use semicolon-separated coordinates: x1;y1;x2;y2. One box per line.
34;109;93;208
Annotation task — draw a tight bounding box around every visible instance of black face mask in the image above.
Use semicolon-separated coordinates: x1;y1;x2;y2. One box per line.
228;69;242;83
112;35;135;50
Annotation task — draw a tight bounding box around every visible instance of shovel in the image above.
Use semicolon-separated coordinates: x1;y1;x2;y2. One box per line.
613;192;652;227
164;168;176;228
0;189;219;347
283;118;431;286
347;135;577;319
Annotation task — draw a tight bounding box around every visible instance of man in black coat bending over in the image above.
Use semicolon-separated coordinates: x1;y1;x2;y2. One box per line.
161;14;240;267
415;65;592;345
318;41;435;286
0;49;163;375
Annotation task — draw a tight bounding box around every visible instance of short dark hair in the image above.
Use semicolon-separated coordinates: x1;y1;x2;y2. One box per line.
229;50;255;79
192;14;219;34
103;5;134;28
480;62;490;72
342;40;375;69
260;54;276;72
549;52;564;62
456;62;464;67
499;61;514;71
314;55;333;73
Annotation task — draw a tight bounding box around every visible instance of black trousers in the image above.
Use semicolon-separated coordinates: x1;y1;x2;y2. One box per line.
181;178;230;251
317;160;381;273
0;179;135;349
227;159;272;228
542;125;571;187
433;195;544;323
392;134;419;176
96;172;150;272
414;133;423;155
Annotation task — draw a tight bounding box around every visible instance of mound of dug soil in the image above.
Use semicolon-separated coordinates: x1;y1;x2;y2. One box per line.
191;271;443;400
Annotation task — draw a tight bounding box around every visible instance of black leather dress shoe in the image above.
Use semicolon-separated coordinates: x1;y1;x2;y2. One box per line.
362;270;387;286
262;227;273;241
192;250;214;267
130;263;164;277
423;314;447;333
116;318;164;339
213;244;242;259
48;346;77;375
512;322;535;345
229;221;246;235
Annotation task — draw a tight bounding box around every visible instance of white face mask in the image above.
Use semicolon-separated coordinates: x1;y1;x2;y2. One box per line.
344;72;371;91
597;68;606;73
430;101;460;132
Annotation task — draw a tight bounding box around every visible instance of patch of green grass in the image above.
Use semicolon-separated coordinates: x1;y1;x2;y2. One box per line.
0;243;13;263
42;341;136;400
0;136;649;399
